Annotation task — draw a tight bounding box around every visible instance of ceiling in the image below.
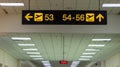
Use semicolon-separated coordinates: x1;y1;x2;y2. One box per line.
0;33;120;67
0;0;120;15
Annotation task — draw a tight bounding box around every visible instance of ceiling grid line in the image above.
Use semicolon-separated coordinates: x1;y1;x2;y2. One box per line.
71;34;85;60
49;0;52;10
35;0;40;10
65;34;73;60
75;0;77;10
31;34;46;60
87;0;91;10
50;34;56;60
63;0;65;10
39;34;50;60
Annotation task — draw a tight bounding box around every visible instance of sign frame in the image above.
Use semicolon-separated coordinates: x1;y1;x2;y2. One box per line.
22;10;107;25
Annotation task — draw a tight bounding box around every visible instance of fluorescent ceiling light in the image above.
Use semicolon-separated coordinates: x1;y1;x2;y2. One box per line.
42;61;50;65
43;64;51;66
32;58;44;60
102;3;120;7
78;58;90;61
11;37;31;40
29;55;42;57
71;65;77;67
80;56;93;58
72;61;80;65
27;52;40;54
85;49;100;51
45;65;51;67
18;44;35;46
42;61;50;63
0;3;24;6
92;39;111;41
88;44;105;47
23;48;38;51
42;61;51;66
82;53;96;55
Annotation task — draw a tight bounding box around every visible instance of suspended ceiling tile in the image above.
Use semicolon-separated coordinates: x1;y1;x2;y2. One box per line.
33;0;50;10
64;0;76;10
76;0;90;10
50;0;63;10
88;0;99;10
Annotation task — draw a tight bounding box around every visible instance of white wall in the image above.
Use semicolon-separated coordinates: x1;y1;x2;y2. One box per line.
0;49;19;67
105;53;120;67
85;53;120;67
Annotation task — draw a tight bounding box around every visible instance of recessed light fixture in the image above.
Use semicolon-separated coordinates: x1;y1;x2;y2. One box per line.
71;61;80;67
11;37;31;41
85;49;100;51
23;48;38;51
82;53;96;55
29;55;42;57
71;61;80;65
78;58;90;61
102;3;120;7
42;61;51;66
45;66;51;67
92;39;111;41
88;44;105;47
80;56;93;58
0;3;24;6
71;65;77;67
27;52;40;54
32;58;44;60
42;61;50;64
18;44;35;46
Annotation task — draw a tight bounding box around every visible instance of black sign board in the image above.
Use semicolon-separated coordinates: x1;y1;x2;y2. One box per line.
22;10;107;25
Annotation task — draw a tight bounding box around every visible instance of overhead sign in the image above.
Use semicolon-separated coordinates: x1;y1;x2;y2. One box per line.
22;10;107;25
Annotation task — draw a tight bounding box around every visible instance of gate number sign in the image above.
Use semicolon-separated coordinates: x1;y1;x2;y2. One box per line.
22;10;107;25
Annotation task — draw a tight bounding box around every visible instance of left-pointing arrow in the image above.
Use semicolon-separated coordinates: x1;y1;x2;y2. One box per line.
25;13;33;21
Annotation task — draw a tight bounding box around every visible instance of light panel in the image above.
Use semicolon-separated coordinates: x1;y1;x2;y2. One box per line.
42;61;51;66
92;39;111;41
102;3;120;7
88;44;105;47
42;61;50;64
70;65;77;67
78;58;90;61
11;37;31;40
0;3;24;6
72;61;80;65
80;56;93;58
45;66;51;67
32;58;44;60
29;55;42;57
23;48;38;51
85;49;100;51
18;44;35;46
82;53;96;55
26;52;40;54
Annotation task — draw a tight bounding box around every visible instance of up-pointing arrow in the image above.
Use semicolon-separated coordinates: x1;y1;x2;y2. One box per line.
96;13;104;22
25;13;33;21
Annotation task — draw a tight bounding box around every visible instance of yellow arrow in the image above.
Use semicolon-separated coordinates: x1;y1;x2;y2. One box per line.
96;13;104;22
25;13;33;21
